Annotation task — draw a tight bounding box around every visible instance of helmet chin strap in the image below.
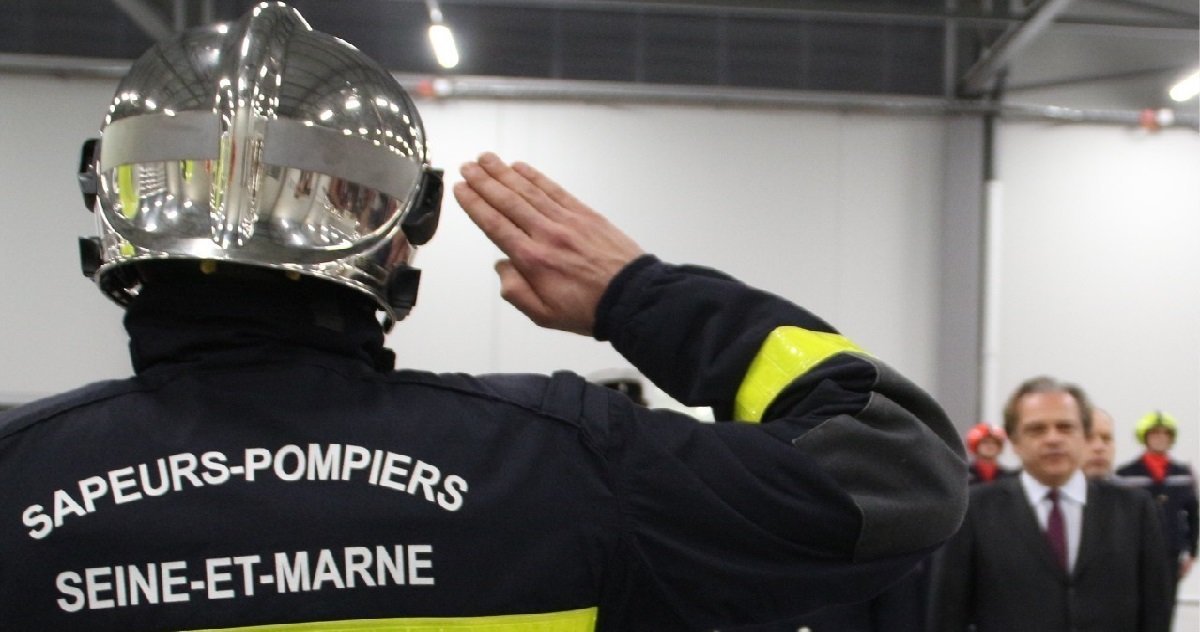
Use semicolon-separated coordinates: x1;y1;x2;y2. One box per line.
384;266;422;331
77;138;104;281
402;168;444;247
382;167;444;331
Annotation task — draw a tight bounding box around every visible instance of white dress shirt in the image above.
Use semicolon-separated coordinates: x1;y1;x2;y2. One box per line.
1019;469;1088;572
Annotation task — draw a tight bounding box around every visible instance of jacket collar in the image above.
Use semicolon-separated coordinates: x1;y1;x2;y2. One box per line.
1018;469;1088;508
124;275;395;375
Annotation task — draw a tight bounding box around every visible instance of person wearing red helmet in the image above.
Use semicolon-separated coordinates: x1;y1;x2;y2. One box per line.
966;423;1013;485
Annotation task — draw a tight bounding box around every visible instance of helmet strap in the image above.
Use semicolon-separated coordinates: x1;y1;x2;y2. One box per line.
385;266;423;330
401;168;444;246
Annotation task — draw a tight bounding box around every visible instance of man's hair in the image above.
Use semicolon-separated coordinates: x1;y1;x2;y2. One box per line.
1002;376;1093;438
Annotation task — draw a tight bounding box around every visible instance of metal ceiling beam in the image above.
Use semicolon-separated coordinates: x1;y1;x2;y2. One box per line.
429;0;1198;42
418;74;1200;128
959;0;1075;97
444;0;952;21
1006;64;1187;91
1087;0;1199;20
439;0;1194;30
109;0;174;41
944;0;960;100
3;54;1195;129
1052;18;1196;38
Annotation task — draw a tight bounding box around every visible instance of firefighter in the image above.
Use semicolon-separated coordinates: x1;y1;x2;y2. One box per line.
0;4;967;630
965;423;1013;485
1116;411;1199;588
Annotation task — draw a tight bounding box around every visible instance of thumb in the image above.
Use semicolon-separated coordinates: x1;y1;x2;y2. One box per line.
495;260;553;327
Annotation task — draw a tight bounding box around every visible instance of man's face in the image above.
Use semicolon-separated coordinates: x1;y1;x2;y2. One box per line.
1011;391;1086;487
1145;426;1174;454
1083;411;1115;479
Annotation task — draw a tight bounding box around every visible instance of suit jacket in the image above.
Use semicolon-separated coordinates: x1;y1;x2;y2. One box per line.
928;475;1173;632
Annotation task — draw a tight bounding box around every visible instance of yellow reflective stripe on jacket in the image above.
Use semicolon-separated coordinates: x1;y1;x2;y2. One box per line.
186;607;597;631
734;326;866;423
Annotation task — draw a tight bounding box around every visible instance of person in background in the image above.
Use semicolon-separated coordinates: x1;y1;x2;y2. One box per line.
928;376;1172;632
1116;410;1199;592
0;4;968;630
1082;408;1117;480
965;423;1012;485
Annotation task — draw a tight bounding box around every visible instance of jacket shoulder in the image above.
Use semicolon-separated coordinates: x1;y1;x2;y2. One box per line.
0;379;145;441
386;370;629;455
386;369;615;433
1166;460;1195;475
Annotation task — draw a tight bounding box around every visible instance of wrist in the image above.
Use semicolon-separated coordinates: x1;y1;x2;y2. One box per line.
593;254;660;342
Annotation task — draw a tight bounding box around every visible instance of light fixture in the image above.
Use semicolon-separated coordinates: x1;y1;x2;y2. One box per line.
1169;68;1199;102
424;0;459;69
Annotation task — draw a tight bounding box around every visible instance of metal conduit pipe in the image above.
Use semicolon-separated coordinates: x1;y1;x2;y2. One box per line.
1;54;1196;130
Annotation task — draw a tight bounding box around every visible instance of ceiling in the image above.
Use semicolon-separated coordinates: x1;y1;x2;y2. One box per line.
4;0;1197;122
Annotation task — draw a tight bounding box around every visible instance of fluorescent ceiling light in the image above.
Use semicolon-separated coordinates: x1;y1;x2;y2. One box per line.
1169;69;1199;102
429;23;459;69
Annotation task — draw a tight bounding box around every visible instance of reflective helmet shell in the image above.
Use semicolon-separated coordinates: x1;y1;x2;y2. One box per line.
86;2;438;323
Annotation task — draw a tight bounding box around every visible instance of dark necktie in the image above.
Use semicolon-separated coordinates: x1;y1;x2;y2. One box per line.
1045;488;1068;572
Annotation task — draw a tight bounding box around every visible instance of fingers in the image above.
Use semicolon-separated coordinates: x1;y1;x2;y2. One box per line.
458;159;551;239
455;153;632;336
452;180;530;259
511;161;588;215
476;153;572;223
456;152;578;261
459;153;575;240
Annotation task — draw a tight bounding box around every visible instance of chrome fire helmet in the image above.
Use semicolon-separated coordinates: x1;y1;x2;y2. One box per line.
77;2;442;327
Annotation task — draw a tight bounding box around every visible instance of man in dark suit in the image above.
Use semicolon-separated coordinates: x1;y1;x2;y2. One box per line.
928;376;1173;632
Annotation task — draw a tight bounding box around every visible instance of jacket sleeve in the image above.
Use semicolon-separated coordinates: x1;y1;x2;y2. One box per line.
591;256;969;625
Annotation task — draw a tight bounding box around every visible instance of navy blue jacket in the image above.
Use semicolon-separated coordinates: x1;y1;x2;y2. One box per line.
1116;457;1199;561
0;256;967;631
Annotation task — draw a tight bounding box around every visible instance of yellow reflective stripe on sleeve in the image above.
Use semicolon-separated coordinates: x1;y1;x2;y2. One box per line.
734;326;866;423
185;607;598;632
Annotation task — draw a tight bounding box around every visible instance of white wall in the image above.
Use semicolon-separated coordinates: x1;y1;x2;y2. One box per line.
994;121;1200;627
0;75;130;403
0;74;945;406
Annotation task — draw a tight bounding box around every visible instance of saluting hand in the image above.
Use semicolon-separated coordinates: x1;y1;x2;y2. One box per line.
453;152;644;336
